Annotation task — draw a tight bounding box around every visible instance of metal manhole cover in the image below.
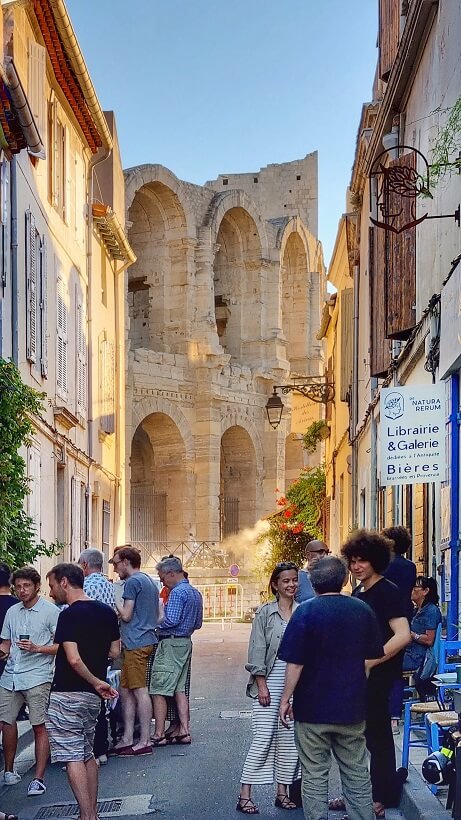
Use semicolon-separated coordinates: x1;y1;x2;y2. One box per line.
35;801;123;818
34;794;155;818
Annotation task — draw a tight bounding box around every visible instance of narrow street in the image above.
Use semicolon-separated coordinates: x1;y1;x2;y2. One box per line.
0;622;405;820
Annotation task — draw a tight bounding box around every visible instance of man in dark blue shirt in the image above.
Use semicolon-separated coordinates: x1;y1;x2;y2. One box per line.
382;526;417;623
279;556;383;820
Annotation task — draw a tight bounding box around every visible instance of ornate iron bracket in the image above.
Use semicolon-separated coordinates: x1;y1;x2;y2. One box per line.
369;145;460;234
273;382;335;403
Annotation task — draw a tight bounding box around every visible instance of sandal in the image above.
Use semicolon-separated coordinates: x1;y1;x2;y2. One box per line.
274;794;297;810
236;797;259;814
152;735;169;746
169;733;191;745
329;797;346;811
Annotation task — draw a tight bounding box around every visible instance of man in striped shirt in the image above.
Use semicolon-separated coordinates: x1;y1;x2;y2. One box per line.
150;557;202;745
78;549;115;610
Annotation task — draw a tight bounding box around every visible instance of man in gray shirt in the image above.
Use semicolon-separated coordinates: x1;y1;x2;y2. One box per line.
110;547;159;756
0;567;59;796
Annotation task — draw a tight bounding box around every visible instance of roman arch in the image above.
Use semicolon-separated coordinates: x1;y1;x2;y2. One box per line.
125;158;325;565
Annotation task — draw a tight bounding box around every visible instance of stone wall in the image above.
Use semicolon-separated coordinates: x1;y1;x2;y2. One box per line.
125;161;325;573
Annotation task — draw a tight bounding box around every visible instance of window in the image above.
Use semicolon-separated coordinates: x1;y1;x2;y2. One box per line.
222;178;228;186
49;101;66;219
253;177;258;183
99;337;115;434
25;212;48;377
102;500;110;551
56;274;68;398
28;42;46;140
76;290;87;416
296;175;301;180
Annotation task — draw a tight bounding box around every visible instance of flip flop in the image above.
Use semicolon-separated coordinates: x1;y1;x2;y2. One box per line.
169;733;191;745
152;735;169;747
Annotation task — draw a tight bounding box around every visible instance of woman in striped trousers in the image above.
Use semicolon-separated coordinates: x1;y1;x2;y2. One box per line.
237;562;300;815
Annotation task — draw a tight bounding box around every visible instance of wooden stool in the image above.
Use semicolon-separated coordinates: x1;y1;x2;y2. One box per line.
402;701;444;768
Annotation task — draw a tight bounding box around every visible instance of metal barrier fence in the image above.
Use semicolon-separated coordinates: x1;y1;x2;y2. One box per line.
196;582;244;622
133;541;230;570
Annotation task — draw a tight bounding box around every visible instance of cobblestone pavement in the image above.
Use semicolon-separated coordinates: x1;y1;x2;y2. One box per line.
0;622;405;819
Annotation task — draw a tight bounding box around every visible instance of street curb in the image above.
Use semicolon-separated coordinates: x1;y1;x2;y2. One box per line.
400;761;452;819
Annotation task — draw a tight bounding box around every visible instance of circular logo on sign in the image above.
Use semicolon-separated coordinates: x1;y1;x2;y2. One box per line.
229;564;240;577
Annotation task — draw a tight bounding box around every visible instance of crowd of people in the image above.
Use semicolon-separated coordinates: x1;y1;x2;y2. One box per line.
238;527;439;820
0;547;203;820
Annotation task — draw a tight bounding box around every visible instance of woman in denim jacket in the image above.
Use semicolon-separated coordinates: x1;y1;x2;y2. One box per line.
237;562;300;815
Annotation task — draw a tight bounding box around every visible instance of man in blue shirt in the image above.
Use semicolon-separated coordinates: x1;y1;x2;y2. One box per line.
110;547;160;756
295;540;329;603
279;556;383;820
150;556;202;746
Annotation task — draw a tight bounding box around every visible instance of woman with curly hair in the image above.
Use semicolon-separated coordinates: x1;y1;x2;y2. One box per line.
340;530;411;818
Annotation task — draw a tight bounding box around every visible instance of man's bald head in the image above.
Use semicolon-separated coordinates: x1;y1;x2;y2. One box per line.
305;540;329;569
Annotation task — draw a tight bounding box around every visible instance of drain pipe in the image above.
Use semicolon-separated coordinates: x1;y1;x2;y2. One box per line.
10;155;18;365
351;264;360;529
86;144;112;540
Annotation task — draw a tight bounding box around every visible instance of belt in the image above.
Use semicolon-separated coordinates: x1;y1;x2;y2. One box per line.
158;634;189;640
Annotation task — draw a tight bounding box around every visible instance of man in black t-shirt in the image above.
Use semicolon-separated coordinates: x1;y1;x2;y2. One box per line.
279;556;383;820
342;531;411;816
0;563;16;678
46;564;120;820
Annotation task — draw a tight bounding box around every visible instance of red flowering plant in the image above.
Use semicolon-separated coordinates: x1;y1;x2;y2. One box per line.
262;466;326;570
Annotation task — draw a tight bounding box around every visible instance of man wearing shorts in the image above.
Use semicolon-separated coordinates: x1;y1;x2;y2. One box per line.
110;546;159;756
46;563;119;820
150;556;203;745
0;566;59;795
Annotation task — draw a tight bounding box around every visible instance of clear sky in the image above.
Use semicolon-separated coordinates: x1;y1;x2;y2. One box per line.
66;0;378;264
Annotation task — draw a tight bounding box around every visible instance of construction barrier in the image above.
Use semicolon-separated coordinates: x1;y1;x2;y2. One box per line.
196;582;244;624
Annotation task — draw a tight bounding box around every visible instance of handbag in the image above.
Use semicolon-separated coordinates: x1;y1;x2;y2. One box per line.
416;646;437;681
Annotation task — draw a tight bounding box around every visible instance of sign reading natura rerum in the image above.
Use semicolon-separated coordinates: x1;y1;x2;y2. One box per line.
380;385;446;486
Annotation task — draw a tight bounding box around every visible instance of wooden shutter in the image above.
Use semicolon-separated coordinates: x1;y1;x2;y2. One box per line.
379;0;400;81
40;236;48;378
56;274;68;397
70;476;81;562
76;294;87;414
369;227;391;378
340;288;353;401
385;153;417;340
28;41;46;139
25;210;37;363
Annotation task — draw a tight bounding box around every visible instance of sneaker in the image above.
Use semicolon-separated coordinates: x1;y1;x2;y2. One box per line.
3;770;21;785
27;777;47;796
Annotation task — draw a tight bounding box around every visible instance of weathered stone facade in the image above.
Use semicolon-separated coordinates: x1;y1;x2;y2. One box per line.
125;157;325;568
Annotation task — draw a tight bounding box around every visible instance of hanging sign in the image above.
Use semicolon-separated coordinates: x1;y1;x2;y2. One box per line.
380;385;446;486
291;393;320;434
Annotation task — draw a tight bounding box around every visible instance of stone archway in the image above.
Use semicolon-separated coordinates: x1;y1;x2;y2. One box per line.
130;412;195;564
213;207;263;361
281;231;309;371
126;177;190;354
220;426;257;546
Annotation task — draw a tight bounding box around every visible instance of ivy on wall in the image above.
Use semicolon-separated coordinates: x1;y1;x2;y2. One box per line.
0;359;60;568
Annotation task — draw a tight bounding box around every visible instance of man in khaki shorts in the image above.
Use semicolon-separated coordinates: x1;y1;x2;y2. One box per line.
110;547;160;756
150;557;203;746
0;567;59;796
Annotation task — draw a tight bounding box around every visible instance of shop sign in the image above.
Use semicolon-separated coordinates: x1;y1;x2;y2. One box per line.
380;385;446;485
290;393;320;433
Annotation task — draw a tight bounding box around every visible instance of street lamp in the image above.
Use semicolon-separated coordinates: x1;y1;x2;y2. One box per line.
265;380;335;430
